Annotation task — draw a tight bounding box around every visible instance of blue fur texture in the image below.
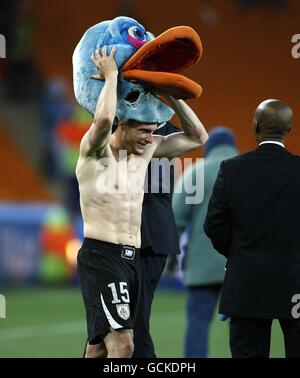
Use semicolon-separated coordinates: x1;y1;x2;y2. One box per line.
73;16;174;123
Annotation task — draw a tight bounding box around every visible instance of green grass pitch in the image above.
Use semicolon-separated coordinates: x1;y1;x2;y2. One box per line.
0;288;285;357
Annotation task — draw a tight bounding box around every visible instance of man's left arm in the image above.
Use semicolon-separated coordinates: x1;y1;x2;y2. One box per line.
153;95;208;158
204;161;232;258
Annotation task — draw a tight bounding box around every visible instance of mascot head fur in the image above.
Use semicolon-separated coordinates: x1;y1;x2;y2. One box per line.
73;16;202;125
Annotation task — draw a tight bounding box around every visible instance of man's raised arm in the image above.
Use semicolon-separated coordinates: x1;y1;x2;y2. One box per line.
154;95;208;158
80;46;118;157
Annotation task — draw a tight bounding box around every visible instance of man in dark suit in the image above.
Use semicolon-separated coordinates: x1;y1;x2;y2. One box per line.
132;121;181;358
204;99;300;358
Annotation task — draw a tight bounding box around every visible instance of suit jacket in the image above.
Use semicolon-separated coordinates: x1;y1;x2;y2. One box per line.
204;143;300;319
141;122;181;255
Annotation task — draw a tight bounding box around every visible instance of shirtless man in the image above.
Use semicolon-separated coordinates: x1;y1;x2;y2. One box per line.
76;46;208;358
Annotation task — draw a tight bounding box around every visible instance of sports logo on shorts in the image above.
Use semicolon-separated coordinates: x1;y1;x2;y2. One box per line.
124;249;134;258
116;304;130;320
121;246;135;260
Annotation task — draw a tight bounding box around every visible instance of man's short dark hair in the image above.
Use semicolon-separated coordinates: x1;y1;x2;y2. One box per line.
112;117;119;133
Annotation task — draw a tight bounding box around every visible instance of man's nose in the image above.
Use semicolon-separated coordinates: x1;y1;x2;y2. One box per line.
145;134;153;144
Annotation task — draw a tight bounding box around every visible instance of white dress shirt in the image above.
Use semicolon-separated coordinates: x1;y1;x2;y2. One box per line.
259;141;285;148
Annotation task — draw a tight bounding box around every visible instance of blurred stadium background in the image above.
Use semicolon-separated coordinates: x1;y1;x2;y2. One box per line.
0;0;299;357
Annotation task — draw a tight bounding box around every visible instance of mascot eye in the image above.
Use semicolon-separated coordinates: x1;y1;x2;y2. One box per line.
128;26;147;48
128;26;146;41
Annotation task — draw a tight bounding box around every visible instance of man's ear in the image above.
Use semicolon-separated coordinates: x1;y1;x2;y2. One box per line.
120;122;127;131
112;117;119;133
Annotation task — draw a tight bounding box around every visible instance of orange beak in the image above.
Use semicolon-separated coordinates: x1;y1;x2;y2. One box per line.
121;26;203;100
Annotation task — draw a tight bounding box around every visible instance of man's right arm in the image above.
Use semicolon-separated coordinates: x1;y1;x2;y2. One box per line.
80;46;118;157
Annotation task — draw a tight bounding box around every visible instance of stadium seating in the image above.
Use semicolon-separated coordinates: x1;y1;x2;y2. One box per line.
0;117;53;202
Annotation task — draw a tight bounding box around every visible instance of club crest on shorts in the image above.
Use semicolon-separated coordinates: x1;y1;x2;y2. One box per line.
116;303;130;320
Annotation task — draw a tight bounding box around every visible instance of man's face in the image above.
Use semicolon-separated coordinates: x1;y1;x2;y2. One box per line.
123;121;158;155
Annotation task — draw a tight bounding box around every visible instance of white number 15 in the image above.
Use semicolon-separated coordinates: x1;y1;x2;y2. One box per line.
108;282;130;304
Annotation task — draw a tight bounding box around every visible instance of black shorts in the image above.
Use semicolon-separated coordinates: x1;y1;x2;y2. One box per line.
77;238;140;344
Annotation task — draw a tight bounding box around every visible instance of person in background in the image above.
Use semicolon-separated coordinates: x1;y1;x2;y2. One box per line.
170;127;238;357
204;100;300;358
40;78;73;180
132;121;181;358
